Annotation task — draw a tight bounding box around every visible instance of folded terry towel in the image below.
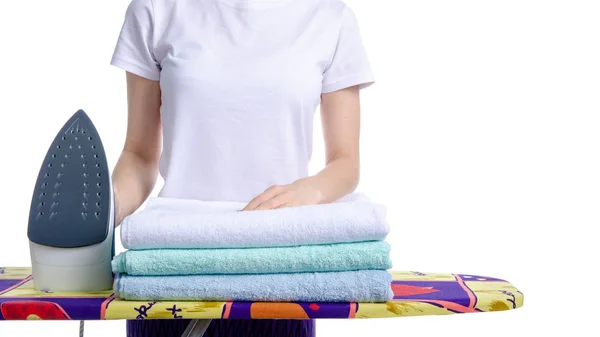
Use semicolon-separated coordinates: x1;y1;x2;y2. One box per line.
112;241;392;276
143;192;371;212
115;270;393;302
121;196;388;249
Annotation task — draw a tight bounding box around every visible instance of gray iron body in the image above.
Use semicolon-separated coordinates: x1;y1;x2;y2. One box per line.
27;110;114;292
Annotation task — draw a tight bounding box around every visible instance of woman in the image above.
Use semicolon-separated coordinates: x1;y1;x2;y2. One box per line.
110;0;374;336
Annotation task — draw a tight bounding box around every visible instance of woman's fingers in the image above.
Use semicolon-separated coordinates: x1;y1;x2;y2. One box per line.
254;193;290;210
242;185;286;210
275;200;299;209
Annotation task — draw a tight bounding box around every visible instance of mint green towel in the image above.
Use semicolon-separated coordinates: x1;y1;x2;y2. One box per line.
112;241;391;276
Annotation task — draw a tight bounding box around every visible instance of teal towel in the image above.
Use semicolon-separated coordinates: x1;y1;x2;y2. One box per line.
115;270;393;302
112;241;392;276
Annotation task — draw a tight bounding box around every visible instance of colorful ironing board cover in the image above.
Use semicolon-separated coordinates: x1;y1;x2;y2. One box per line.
0;267;523;320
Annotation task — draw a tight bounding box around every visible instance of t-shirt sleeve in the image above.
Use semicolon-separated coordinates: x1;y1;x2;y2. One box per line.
110;0;160;81
321;5;375;94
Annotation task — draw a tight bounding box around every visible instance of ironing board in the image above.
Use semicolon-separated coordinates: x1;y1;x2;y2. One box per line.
0;267;523;320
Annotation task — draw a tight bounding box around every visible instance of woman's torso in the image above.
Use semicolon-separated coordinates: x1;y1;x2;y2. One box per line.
114;0;367;202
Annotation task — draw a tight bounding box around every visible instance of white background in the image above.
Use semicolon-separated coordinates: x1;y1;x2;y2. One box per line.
1;0;599;336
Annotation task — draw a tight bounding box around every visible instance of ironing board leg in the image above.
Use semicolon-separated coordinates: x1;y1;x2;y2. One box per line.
182;319;212;337
79;321;84;337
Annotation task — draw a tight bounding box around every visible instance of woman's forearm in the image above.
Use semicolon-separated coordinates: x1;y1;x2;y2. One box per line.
307;154;360;204
112;72;162;225
112;150;159;225
309;85;361;204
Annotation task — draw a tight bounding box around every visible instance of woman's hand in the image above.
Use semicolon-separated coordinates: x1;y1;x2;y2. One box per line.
242;178;324;211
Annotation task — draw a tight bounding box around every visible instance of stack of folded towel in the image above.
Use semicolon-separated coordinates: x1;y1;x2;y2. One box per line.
113;194;394;302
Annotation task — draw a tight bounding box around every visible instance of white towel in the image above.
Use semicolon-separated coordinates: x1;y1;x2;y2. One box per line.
120;193;388;249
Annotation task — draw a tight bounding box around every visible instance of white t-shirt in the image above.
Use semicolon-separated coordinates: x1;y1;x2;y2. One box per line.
111;0;374;202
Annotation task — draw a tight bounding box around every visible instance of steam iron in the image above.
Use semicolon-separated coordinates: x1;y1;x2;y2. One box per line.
27;109;114;292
